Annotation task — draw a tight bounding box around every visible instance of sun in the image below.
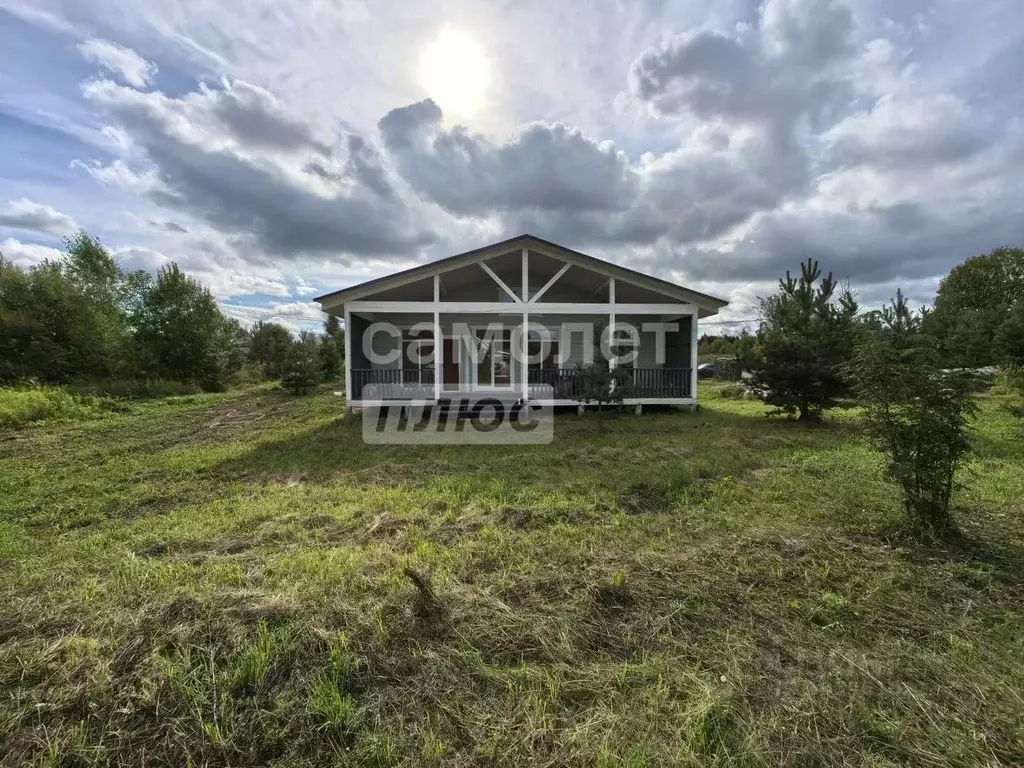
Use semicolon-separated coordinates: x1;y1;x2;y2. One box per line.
418;26;490;117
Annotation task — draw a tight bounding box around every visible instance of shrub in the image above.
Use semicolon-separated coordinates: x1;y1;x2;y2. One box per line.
225;363;267;389
930;246;1024;366
991;365;1024;397
132;264;239;391
575;320;636;430
0;386;114;429
851;293;977;537
718;383;747;400
993;304;1024;366
68;378;203;399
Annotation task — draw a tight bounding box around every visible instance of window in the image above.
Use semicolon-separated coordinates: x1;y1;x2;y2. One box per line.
474;328;512;388
402;331;434;383
527;340;560;372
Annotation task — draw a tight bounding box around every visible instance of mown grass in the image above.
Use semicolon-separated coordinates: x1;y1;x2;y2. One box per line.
1;385;1022;766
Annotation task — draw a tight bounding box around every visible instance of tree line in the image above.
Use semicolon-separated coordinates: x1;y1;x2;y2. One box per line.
0;232;344;394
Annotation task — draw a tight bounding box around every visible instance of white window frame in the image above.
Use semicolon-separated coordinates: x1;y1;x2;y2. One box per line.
467;324;515;391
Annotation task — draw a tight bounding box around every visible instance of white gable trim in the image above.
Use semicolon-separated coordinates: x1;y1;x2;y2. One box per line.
318;236;726;313
530;262;571;303
479;262;522;303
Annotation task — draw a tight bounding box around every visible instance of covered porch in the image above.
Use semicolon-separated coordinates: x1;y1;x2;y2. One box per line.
321;238;718;409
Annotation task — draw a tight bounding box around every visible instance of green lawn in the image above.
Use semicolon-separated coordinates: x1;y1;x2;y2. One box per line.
1;385;1022;767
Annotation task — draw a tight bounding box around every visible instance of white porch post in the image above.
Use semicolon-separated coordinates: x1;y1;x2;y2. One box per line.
434;275;442;403
690;310;699;401
521;247;529;301
521;310;529;401
608;278;616;370
343;306;352;416
521;248;529;401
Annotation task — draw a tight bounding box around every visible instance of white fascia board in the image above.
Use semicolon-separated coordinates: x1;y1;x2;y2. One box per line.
345;301;697;315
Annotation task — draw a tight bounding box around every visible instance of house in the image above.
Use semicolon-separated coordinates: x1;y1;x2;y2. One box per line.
315;234;728;415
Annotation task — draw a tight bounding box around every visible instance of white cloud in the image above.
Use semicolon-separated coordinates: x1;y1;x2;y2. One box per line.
292;281;319;296
825;94;983;168
114;243;295;299
267;300;324;318
0;198;77;236
0;238;64;267
79;76;437;258
71;159;165;194
78;38;157;88
219;301;325;334
114;245;170;272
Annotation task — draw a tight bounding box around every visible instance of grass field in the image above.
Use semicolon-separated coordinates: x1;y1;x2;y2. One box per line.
1;385;1022;767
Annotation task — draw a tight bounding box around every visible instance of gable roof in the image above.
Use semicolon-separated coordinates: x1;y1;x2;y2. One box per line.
315;234;728;310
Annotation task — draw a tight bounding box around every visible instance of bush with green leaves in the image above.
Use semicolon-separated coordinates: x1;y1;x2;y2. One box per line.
68;378;203;399
0;385;117;429
851;291;977;537
578;360;634;416
717;383;747;400
991;365;1024;397
281;332;322;395
749;259;859;422
993;303;1024;366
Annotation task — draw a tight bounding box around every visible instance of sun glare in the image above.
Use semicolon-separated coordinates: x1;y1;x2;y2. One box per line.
418;26;489;117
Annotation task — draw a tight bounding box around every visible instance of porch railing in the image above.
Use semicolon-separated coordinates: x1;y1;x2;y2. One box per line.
352;368;434;400
528;367;692;399
626;368;692;398
527;368;584;399
351;367;692;400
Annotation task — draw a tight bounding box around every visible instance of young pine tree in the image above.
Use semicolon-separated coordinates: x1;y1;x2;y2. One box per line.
750;259;859;422
318;334;343;381
281;332;321;395
576;321;635;431
851;290;978;537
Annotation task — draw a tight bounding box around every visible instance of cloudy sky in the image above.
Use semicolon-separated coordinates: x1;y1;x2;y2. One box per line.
1;0;1022;332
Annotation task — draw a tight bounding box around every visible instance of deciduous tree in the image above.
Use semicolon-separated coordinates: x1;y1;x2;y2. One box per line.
249;321;294;379
132;264;237;390
931;247;1024;366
